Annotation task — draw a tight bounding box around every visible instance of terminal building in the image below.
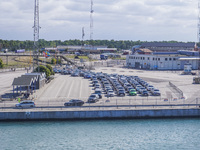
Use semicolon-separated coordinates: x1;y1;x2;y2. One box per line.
128;42;200;70
127;50;200;70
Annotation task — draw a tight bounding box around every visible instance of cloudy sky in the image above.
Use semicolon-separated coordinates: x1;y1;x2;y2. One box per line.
0;0;198;42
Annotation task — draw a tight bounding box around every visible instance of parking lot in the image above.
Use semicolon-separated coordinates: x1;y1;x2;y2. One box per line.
0;65;200;109
32;66;200;107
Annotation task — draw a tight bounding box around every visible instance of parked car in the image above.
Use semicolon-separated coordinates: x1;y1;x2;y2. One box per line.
151;89;161;96
141;90;149;96
15;100;35;108
94;84;101;89
147;85;154;91
117;90;126;96
129;89;137;96
88;94;99;103
64;99;84;106
84;74;92;79
94;89;102;98
139;87;146;94
107;90;115;97
71;72;79;77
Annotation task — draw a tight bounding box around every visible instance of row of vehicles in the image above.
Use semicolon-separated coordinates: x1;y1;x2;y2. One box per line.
15;99;85;108
53;67;161;105
89;72;161;98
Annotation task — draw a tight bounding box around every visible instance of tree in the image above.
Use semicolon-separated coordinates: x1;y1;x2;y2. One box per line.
51;58;56;64
57;58;61;64
0;58;4;68
34;65;51;78
46;64;54;75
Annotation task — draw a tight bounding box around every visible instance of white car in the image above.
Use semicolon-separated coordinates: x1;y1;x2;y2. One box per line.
15;100;35;108
147;85;154;91
88;94;99;103
107;90;115;97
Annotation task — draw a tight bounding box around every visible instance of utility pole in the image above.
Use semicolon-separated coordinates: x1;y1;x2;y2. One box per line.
90;0;94;41
33;0;40;72
198;0;200;76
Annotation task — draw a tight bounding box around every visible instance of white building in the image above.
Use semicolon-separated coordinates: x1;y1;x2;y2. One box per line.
126;53;199;70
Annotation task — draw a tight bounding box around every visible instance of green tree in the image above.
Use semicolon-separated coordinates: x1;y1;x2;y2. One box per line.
46;64;54;75
0;58;4;68
57;58;61;64
34;65;51;78
51;58;56;64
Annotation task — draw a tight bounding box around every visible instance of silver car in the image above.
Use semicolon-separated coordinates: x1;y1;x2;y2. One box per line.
15;100;35;108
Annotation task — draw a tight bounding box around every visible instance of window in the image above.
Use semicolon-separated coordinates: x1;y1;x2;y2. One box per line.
173;58;176;61
158;58;160;61
143;57;145;60
153;58;154;60
148;57;149;60
165;58;168;61
169;58;172;61
134;57;135;59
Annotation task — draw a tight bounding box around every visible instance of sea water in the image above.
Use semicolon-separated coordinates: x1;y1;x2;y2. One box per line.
0;118;199;150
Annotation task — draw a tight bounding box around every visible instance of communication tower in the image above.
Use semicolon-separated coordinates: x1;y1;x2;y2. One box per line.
197;0;200;79
90;0;94;40
33;0;40;71
33;0;40;48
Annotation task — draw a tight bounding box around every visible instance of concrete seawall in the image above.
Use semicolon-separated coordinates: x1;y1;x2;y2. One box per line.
0;109;200;121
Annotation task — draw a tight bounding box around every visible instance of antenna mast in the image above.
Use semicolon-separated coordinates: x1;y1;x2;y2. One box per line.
198;0;200;77
90;0;94;40
33;0;40;71
33;0;40;48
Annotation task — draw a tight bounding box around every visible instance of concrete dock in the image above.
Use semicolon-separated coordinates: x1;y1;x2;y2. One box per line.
0;108;200;120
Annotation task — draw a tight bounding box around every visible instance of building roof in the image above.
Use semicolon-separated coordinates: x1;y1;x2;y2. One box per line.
137;48;152;53
141;42;195;48
12;73;46;86
178;57;200;61
12;76;35;86
97;48;117;51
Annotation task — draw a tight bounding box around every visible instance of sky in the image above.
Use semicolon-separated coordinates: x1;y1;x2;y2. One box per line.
0;0;198;42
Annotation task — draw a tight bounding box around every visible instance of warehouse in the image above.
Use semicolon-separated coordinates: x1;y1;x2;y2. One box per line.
138;42;195;52
126;53;199;70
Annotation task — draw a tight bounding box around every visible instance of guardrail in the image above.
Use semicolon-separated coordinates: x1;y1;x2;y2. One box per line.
0;97;199;110
169;81;183;99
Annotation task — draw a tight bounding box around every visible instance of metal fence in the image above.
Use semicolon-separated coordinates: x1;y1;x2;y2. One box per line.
1;97;199;111
0;65;30;73
168;81;183;99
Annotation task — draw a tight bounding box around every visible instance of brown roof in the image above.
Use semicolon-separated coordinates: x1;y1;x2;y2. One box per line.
138;48;152;53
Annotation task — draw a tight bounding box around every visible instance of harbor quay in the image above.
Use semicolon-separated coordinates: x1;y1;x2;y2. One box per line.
0;65;200;120
0;108;200;121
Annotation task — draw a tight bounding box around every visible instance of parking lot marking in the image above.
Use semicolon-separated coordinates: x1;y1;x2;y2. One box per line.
67;80;74;98
79;80;82;98
55;78;68;98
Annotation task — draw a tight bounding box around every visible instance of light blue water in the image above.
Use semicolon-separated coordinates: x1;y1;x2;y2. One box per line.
0;119;199;150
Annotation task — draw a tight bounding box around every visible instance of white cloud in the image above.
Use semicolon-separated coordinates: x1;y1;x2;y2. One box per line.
0;0;198;41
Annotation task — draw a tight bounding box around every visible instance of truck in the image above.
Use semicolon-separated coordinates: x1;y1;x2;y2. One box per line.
100;54;108;60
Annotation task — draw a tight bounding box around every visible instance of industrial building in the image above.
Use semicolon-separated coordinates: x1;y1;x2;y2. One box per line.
126;50;200;70
136;42;195;52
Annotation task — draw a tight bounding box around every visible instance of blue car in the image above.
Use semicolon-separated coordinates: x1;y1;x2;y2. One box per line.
84;74;92;79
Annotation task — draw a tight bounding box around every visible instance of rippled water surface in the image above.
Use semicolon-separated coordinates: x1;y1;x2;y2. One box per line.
0;119;200;150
